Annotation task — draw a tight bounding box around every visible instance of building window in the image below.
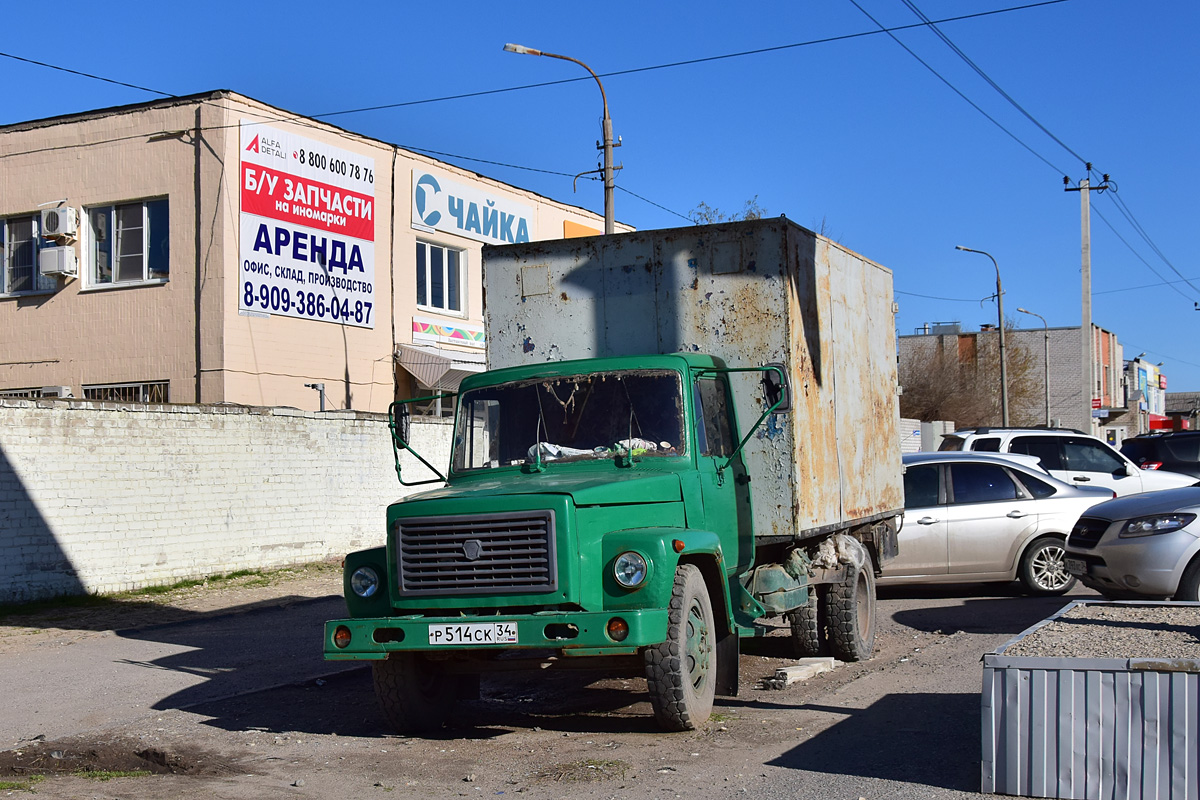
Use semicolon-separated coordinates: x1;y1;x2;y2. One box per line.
83;381;169;403
415;241;463;314
87;199;169;286
2;215;53;295
0;387;46;398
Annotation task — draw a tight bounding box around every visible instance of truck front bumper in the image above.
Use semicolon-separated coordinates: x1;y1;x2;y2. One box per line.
324;608;669;660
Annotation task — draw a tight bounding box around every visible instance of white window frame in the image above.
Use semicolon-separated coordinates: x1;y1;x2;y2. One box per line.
1;214;53;296
415;240;466;316
84;198;170;289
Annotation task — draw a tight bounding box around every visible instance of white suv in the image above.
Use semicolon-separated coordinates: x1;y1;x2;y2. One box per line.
939;428;1197;496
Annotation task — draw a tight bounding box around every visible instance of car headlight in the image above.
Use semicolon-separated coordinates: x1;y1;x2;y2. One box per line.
1119;513;1197;538
350;566;380;597
613;551;648;588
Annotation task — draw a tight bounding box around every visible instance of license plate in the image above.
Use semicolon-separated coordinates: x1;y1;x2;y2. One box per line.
1064;557;1087;576
428;622;518;646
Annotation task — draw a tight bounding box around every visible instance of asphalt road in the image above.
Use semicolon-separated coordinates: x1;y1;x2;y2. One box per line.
0;582;1100;799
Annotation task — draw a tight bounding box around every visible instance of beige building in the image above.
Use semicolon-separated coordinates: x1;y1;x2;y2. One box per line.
0;90;624;412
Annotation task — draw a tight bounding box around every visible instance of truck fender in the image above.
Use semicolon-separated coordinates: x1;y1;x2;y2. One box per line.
602;528;738;696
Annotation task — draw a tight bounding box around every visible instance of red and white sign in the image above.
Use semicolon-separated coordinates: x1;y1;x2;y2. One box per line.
1091;398;1102;409
238;123;377;328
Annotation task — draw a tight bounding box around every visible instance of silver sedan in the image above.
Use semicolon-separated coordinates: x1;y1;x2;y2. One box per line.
1064;486;1200;600
882;452;1114;595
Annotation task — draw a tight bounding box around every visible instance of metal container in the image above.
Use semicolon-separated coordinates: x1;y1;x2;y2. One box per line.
482;217;903;542
982;601;1200;799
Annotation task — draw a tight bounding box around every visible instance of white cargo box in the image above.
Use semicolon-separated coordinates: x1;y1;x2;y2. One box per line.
482;217;903;540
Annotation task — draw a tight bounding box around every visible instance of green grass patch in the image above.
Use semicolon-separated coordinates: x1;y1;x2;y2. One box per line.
0;775;45;791
73;769;152;781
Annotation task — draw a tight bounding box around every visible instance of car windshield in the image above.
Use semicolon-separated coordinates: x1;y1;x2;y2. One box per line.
451;369;687;471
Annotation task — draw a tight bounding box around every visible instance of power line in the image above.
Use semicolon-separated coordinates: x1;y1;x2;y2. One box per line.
1094;275;1200;297
0;51;173;97
899;0;1088;167
895;289;981;303
1090;203;1199;303
845;0;1069;176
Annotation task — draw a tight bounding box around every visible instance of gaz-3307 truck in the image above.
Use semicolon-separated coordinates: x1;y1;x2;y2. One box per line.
325;217;903;732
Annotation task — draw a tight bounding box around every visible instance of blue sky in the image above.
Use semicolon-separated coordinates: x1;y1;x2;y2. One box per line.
4;1;1197;387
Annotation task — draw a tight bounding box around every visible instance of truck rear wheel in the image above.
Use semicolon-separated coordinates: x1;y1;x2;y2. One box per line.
786;590;827;657
372;653;455;734
824;559;876;662
644;564;716;731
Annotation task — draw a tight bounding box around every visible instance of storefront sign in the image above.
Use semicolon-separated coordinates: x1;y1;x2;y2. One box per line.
239;123;376;328
412;169;532;245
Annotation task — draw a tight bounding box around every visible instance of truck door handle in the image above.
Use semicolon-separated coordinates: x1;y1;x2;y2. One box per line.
1072;476;1091;482
917;517;938;525
1006;511;1027;518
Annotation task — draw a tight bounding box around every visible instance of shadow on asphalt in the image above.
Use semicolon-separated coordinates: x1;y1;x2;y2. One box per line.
185;667;663;738
766;692;980;792
880;583;1098;636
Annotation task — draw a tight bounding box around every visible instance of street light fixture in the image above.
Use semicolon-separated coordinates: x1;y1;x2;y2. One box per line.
503;43;617;234
955;245;1009;426
1017;307;1050;427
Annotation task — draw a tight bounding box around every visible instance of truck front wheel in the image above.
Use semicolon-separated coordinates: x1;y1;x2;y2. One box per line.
644;564;716;731
824;559;876;662
372;653;455;734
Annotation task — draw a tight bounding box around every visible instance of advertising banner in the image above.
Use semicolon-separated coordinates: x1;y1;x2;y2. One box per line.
239;123;376;328
412;169;533;246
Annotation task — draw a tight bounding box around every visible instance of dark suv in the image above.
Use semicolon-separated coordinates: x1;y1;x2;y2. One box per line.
1121;431;1200;479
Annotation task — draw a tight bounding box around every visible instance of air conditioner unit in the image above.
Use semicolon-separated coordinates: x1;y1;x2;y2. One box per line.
40;207;78;238
38;245;77;277
41;386;73;398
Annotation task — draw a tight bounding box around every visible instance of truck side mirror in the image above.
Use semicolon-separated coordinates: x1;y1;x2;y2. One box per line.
762;363;791;413
395;403;412;445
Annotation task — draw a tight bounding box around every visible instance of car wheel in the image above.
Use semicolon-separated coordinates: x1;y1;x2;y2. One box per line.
1174;558;1200;602
1019;537;1076;596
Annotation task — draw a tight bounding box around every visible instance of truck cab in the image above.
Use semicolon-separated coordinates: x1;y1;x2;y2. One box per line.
326;353;789;732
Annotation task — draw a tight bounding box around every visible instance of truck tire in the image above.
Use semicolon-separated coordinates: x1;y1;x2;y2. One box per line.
1018;536;1076;595
372;653;455;734
786;590;827;658
644;564;716;731
824;559;876;662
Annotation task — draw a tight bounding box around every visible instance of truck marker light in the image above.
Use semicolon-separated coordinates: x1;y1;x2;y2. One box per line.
672;540;685;553
333;626;352;648
607;618;630;642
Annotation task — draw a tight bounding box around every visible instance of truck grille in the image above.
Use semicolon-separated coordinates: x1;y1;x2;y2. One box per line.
1068;517;1110;549
395;510;557;596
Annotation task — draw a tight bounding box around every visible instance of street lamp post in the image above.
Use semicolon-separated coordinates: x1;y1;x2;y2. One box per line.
956;245;1009;426
1018;307;1050;427
504;43;615;234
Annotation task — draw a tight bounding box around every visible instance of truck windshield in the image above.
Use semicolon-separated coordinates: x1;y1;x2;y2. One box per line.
452;370;687;471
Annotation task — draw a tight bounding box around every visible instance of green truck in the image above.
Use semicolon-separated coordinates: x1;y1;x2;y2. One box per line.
325;217;903;732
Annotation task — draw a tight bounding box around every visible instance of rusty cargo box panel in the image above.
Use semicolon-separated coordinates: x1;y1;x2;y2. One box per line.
482;217;903;540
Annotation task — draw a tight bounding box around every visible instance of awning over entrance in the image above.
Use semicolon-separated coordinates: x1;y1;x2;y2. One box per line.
396;343;485;391
1149;413;1172;430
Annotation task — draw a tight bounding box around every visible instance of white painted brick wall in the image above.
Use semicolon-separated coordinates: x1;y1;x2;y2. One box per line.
0;399;452;603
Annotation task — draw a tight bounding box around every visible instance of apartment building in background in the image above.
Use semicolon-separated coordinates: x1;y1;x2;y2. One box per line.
0;91;623;412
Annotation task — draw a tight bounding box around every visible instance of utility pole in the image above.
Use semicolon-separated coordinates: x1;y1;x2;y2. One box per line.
1065;167;1111;434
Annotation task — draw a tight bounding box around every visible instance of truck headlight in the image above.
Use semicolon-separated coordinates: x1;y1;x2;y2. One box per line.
350;566;380;597
613;552;648;588
1119;513;1197;537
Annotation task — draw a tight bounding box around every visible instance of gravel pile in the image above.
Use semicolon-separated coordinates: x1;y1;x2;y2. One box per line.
1001;603;1200;661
